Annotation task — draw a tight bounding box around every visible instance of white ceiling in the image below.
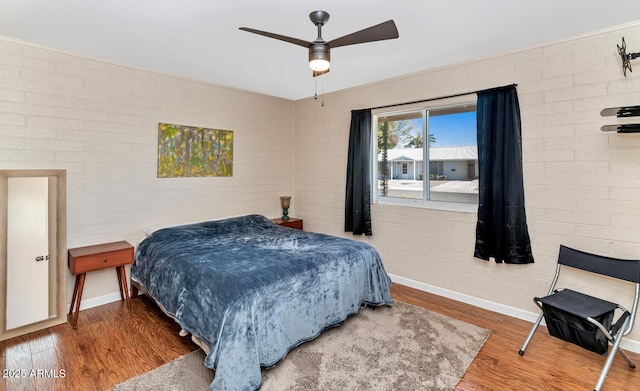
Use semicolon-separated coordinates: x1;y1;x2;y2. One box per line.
1;1;640;100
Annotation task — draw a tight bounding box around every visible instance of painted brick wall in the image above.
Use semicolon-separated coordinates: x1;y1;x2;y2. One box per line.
294;23;640;344
0;38;296;303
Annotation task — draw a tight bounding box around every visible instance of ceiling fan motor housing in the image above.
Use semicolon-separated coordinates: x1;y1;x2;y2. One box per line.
309;43;330;65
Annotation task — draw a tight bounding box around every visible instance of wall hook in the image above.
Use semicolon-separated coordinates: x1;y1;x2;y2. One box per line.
617;37;640;77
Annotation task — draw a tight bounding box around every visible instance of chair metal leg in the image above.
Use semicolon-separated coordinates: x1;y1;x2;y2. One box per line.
519;312;545;355
594;317;630;391
617;348;636;368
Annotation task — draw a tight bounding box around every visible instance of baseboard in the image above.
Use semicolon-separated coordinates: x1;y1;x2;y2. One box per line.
388;274;640;354
66;291;125;313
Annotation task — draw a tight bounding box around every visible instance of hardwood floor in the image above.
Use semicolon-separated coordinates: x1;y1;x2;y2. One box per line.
1;284;638;390
0;297;197;391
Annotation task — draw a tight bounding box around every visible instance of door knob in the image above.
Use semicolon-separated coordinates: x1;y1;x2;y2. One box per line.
35;255;44;261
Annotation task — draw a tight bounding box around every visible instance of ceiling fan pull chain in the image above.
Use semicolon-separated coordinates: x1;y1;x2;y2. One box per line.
314;76;318;100
313;75;325;107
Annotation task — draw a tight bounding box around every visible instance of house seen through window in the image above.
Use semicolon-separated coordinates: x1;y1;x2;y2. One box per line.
374;102;478;204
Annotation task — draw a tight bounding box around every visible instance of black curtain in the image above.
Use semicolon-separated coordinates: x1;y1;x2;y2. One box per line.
474;85;534;264
345;109;373;235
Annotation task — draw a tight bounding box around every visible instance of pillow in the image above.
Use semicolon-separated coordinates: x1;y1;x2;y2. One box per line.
143;214;249;236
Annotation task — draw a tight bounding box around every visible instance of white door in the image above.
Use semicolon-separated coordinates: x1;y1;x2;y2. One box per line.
6;177;49;330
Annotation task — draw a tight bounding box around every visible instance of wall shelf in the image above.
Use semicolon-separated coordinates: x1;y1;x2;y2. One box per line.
600;105;640;133
601;124;640;133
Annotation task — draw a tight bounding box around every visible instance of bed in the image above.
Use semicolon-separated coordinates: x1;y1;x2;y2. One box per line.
131;214;392;391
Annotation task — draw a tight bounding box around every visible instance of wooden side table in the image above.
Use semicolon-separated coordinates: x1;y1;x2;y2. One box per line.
68;241;134;328
272;217;303;230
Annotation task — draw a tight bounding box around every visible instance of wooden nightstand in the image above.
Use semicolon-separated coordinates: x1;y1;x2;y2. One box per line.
272;217;303;230
68;241;134;328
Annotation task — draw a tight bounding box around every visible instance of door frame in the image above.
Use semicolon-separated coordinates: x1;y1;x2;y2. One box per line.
0;169;67;341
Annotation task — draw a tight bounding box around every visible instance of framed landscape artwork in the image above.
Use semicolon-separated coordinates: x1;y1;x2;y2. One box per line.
157;123;233;178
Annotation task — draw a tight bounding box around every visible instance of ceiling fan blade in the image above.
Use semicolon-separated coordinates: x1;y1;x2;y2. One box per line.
313;68;330;77
327;20;399;48
239;27;311;48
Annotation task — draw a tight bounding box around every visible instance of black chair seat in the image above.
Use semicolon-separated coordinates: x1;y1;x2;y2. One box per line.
538;289;617;320
537;289;617;355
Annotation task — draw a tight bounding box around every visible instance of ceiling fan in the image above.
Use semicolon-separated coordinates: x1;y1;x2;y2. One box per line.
239;10;399;77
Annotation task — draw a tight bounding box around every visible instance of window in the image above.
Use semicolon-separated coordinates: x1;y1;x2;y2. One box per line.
373;101;477;205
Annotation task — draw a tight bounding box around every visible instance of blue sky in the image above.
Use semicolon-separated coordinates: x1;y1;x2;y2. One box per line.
409;111;477;147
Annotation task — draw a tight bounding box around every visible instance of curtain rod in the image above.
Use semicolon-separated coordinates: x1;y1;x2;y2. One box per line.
365;83;518;111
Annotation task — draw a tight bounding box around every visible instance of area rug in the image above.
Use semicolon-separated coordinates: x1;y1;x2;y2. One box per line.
110;301;490;391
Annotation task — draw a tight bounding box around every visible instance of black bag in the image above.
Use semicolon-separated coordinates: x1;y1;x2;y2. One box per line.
537;289;616;355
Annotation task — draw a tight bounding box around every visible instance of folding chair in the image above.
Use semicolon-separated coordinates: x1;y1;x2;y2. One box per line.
519;245;640;391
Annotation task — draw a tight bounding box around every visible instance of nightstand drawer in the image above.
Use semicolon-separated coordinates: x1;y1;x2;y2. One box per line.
70;249;132;274
68;241;134;275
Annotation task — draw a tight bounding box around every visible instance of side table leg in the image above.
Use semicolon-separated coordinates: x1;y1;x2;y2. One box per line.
116;266;125;301
116;266;131;310
70;273;86;328
69;275;80;316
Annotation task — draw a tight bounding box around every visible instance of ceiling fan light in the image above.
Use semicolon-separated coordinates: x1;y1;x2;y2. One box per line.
309;44;330;72
309;58;330;72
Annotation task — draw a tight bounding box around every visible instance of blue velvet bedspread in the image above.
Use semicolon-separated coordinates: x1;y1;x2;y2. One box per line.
132;214;392;391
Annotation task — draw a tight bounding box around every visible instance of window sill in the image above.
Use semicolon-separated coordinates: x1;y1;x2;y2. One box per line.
375;197;478;213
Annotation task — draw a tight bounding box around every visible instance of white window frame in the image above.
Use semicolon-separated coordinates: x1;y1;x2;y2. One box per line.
371;100;478;213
